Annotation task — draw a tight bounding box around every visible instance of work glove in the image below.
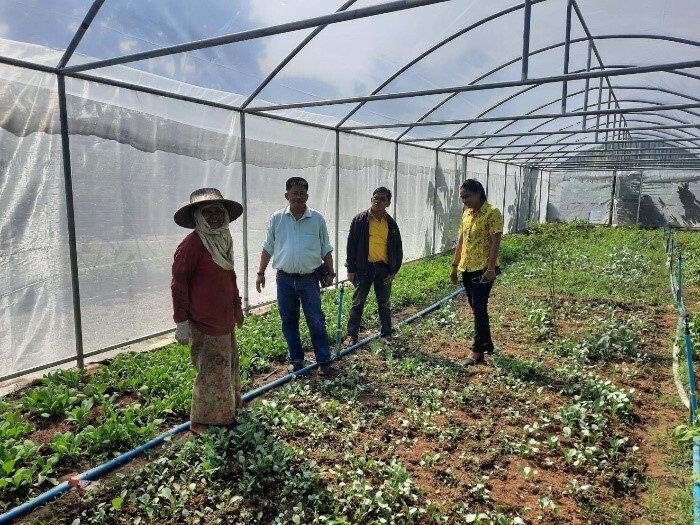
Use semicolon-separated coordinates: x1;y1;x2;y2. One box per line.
174;321;190;345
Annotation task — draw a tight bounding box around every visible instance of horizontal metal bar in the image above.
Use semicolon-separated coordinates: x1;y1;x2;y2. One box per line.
403;123;700;142
444;137;700;150
62;0;451;74
247;59;700;112
488;146;700;157
0;55;57;74
512;153;700;161
63;72;436;153
0;356;78;384
340;101;700;130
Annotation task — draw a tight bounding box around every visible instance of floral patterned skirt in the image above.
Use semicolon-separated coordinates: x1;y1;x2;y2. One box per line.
189;324;241;426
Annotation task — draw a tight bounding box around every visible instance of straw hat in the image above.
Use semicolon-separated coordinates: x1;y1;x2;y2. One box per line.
174;188;243;228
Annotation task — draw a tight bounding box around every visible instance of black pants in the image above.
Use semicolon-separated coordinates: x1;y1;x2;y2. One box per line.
347;263;393;338
462;270;495;353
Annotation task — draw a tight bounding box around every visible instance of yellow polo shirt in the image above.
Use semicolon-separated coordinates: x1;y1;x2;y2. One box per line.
368;211;389;263
458;202;503;272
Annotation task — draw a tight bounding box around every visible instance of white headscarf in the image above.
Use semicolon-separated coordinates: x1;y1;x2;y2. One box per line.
193;204;234;270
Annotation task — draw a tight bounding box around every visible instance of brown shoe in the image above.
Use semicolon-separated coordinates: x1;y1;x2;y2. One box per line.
190;422;209;436
463;351;485;366
342;335;358;348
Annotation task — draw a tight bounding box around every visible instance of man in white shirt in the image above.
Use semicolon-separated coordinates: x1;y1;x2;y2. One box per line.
256;177;335;375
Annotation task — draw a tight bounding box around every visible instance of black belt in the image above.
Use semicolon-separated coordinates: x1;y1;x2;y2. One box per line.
367;261;388;267
278;269;315;279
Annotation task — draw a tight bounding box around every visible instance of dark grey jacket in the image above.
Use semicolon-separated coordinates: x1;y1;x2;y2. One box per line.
345;210;403;275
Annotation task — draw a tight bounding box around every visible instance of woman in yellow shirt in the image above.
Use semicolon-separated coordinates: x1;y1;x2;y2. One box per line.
450;179;503;365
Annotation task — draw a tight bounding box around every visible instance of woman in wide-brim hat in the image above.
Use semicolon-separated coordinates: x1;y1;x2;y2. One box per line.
171;188;245;435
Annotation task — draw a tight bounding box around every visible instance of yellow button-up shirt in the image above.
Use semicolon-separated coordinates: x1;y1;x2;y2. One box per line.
458;202;503;272
368;211;389;263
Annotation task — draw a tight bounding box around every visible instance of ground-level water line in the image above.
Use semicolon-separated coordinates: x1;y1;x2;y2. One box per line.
0;286;464;524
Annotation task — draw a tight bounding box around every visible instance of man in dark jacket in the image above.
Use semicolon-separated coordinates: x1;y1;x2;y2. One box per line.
343;187;403;346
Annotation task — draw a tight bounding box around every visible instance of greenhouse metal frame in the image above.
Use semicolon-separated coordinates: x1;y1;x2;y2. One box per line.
1;0;699;381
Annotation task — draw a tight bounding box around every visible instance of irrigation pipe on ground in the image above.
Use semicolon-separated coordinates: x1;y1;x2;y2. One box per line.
0;287;464;524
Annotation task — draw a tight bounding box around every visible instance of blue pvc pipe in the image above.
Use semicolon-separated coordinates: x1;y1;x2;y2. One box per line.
684;316;698;423
1;286;464;523
694;438;700;525
0;422;190;524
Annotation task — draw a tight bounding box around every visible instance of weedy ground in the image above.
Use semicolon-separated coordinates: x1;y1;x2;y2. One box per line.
2;223;696;524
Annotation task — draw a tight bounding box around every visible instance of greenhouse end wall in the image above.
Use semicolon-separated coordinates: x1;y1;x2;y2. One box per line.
547;170;700;228
1;63;544;381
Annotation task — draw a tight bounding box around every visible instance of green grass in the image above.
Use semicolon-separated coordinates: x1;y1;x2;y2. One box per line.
2;223;696;524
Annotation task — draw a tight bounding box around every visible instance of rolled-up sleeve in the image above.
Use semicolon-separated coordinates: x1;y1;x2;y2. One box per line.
171;236;197;323
319;216;333;257
261;214;276;255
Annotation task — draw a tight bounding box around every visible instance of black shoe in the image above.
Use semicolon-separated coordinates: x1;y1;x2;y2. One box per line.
463;352;485;366
318;363;333;376
288;362;304;373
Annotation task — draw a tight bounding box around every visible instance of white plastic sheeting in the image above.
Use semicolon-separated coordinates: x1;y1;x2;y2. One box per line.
396;145;436;262
0;65;76;376
547;171;613;224
2;0;700;379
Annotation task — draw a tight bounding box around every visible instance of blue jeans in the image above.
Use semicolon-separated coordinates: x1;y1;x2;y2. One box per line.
276;272;332;366
346;263;393;338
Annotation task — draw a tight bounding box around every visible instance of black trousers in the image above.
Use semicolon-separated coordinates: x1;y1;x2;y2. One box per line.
347;263;393;338
462;269;495;353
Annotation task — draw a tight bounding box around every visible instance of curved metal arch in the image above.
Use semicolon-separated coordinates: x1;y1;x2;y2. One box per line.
499;98;700;162
344;94;700;132
503;132;697;166
464;83;700;157
501;87;700;158
335;0;548;128
240;0;358;109
521;125;700;168
61;0;452;74
348;30;700;131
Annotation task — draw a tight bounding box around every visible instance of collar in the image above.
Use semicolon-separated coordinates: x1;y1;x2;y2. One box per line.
368;208;387;222
284;205;311;218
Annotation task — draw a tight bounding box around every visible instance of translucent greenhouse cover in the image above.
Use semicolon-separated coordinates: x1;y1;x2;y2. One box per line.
1;0;699;379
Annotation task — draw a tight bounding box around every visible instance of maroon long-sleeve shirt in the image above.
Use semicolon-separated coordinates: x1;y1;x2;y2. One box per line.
171;231;242;336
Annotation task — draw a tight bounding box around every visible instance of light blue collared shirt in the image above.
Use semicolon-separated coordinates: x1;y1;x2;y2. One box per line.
262;206;333;274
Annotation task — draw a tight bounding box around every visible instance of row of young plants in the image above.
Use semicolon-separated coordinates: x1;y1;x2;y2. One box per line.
0;250;474;511
26;287;656;522
15;223;692;524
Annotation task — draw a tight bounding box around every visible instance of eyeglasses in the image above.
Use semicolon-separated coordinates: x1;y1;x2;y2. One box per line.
372;196;388;202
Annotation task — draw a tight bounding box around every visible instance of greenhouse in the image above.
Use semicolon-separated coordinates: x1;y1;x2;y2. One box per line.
1;0;700;523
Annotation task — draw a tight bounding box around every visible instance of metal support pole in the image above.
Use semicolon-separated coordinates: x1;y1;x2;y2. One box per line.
608;170;617;225
57;75;85;369
393;142;399;219
335;130;341;286
605;89;612;147
502;165;508;230
595;76;604;143
635;171;644;225
431;150;439;255
582;40;593;130
521;0;532;81
562;0;573;114
240;112;250;313
486;160;491;200
515;166;522;230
